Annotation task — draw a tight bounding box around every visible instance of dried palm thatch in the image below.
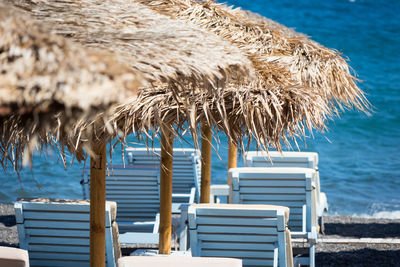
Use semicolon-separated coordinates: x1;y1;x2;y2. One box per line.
0;4;142;169
135;0;370;149
11;0;250;88
0;6;141;116
4;0;371;170
1;1;253;169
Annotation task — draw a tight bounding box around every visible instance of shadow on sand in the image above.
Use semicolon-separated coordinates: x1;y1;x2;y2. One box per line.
323;222;400;238
0;215;16;227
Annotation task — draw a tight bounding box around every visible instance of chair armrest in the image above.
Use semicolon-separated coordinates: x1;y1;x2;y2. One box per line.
153;213;160;234
172;187;196;204
179;204;189;251
189;187;196;204
171;188;196;214
307;226;318;244
209;184;229;203
118;219;158;233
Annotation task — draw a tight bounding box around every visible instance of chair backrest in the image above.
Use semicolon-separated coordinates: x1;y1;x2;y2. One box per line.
229;167;316;233
0;246;29;267
15;199;118;267
82;166;160;224
244;151;324;217
244;151;318;169
188;204;292;267
126;147;201;202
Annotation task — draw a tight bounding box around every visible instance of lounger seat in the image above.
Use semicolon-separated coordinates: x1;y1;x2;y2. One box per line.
0;246;29;267
118;256;242;267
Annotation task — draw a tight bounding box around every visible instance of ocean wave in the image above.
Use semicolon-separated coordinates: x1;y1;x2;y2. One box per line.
351;210;400;219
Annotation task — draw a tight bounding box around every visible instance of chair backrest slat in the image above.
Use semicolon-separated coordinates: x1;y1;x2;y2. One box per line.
245;151;318;169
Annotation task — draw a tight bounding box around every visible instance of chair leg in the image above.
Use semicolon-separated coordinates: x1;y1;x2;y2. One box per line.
309;244;315;267
319;215;325;235
179;205;189;251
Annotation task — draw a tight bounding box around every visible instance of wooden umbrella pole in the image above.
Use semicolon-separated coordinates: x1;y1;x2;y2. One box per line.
200;122;212;203
228;140;237;169
159;128;174;254
90;142;107;267
228;140;237;185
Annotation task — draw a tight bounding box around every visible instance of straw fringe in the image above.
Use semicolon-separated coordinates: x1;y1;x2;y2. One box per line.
136;0;370;147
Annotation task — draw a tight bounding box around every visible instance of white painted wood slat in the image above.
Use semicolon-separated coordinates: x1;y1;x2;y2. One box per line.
197;225;278;235
30;259;89;267
28;244;90;253
197;234;279;243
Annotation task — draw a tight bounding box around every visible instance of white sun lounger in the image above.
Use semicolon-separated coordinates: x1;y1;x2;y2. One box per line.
82;166;161;235
126;147;201;203
228;167;317;267
14;199;119;267
0;246;30;267
118;256;242;267
188;203;293;267
244;151;328;217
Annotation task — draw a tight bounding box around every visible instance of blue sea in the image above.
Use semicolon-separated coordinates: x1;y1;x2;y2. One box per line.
1;0;399;218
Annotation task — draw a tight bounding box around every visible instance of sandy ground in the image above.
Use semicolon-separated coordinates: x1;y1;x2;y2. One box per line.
2;203;400;266
0;203;18;247
316;215;400;267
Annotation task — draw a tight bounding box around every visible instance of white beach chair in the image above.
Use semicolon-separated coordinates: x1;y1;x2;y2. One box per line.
14;199;119;267
0;246;30;267
244;151;328;217
82;166;161;234
118;255;242;267
188;203;293;267
126;147;201;204
228;167;317;267
82;166;164;248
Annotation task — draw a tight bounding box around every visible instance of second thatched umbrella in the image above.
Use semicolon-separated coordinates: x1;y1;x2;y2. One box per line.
137;0;370;203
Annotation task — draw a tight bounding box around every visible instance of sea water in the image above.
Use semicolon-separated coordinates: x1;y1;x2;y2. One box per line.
1;0;399;218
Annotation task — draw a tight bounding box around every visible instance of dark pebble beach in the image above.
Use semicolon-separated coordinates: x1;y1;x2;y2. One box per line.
2;203;400;266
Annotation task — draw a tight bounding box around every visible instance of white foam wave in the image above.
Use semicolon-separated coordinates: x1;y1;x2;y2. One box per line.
351;210;400;219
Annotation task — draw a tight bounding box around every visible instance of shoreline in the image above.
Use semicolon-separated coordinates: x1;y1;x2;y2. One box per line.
2;203;400;266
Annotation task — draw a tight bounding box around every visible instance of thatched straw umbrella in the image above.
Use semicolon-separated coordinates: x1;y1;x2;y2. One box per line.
0;4;142;169
3;0;254;261
136;0;370;201
0;5;141;266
